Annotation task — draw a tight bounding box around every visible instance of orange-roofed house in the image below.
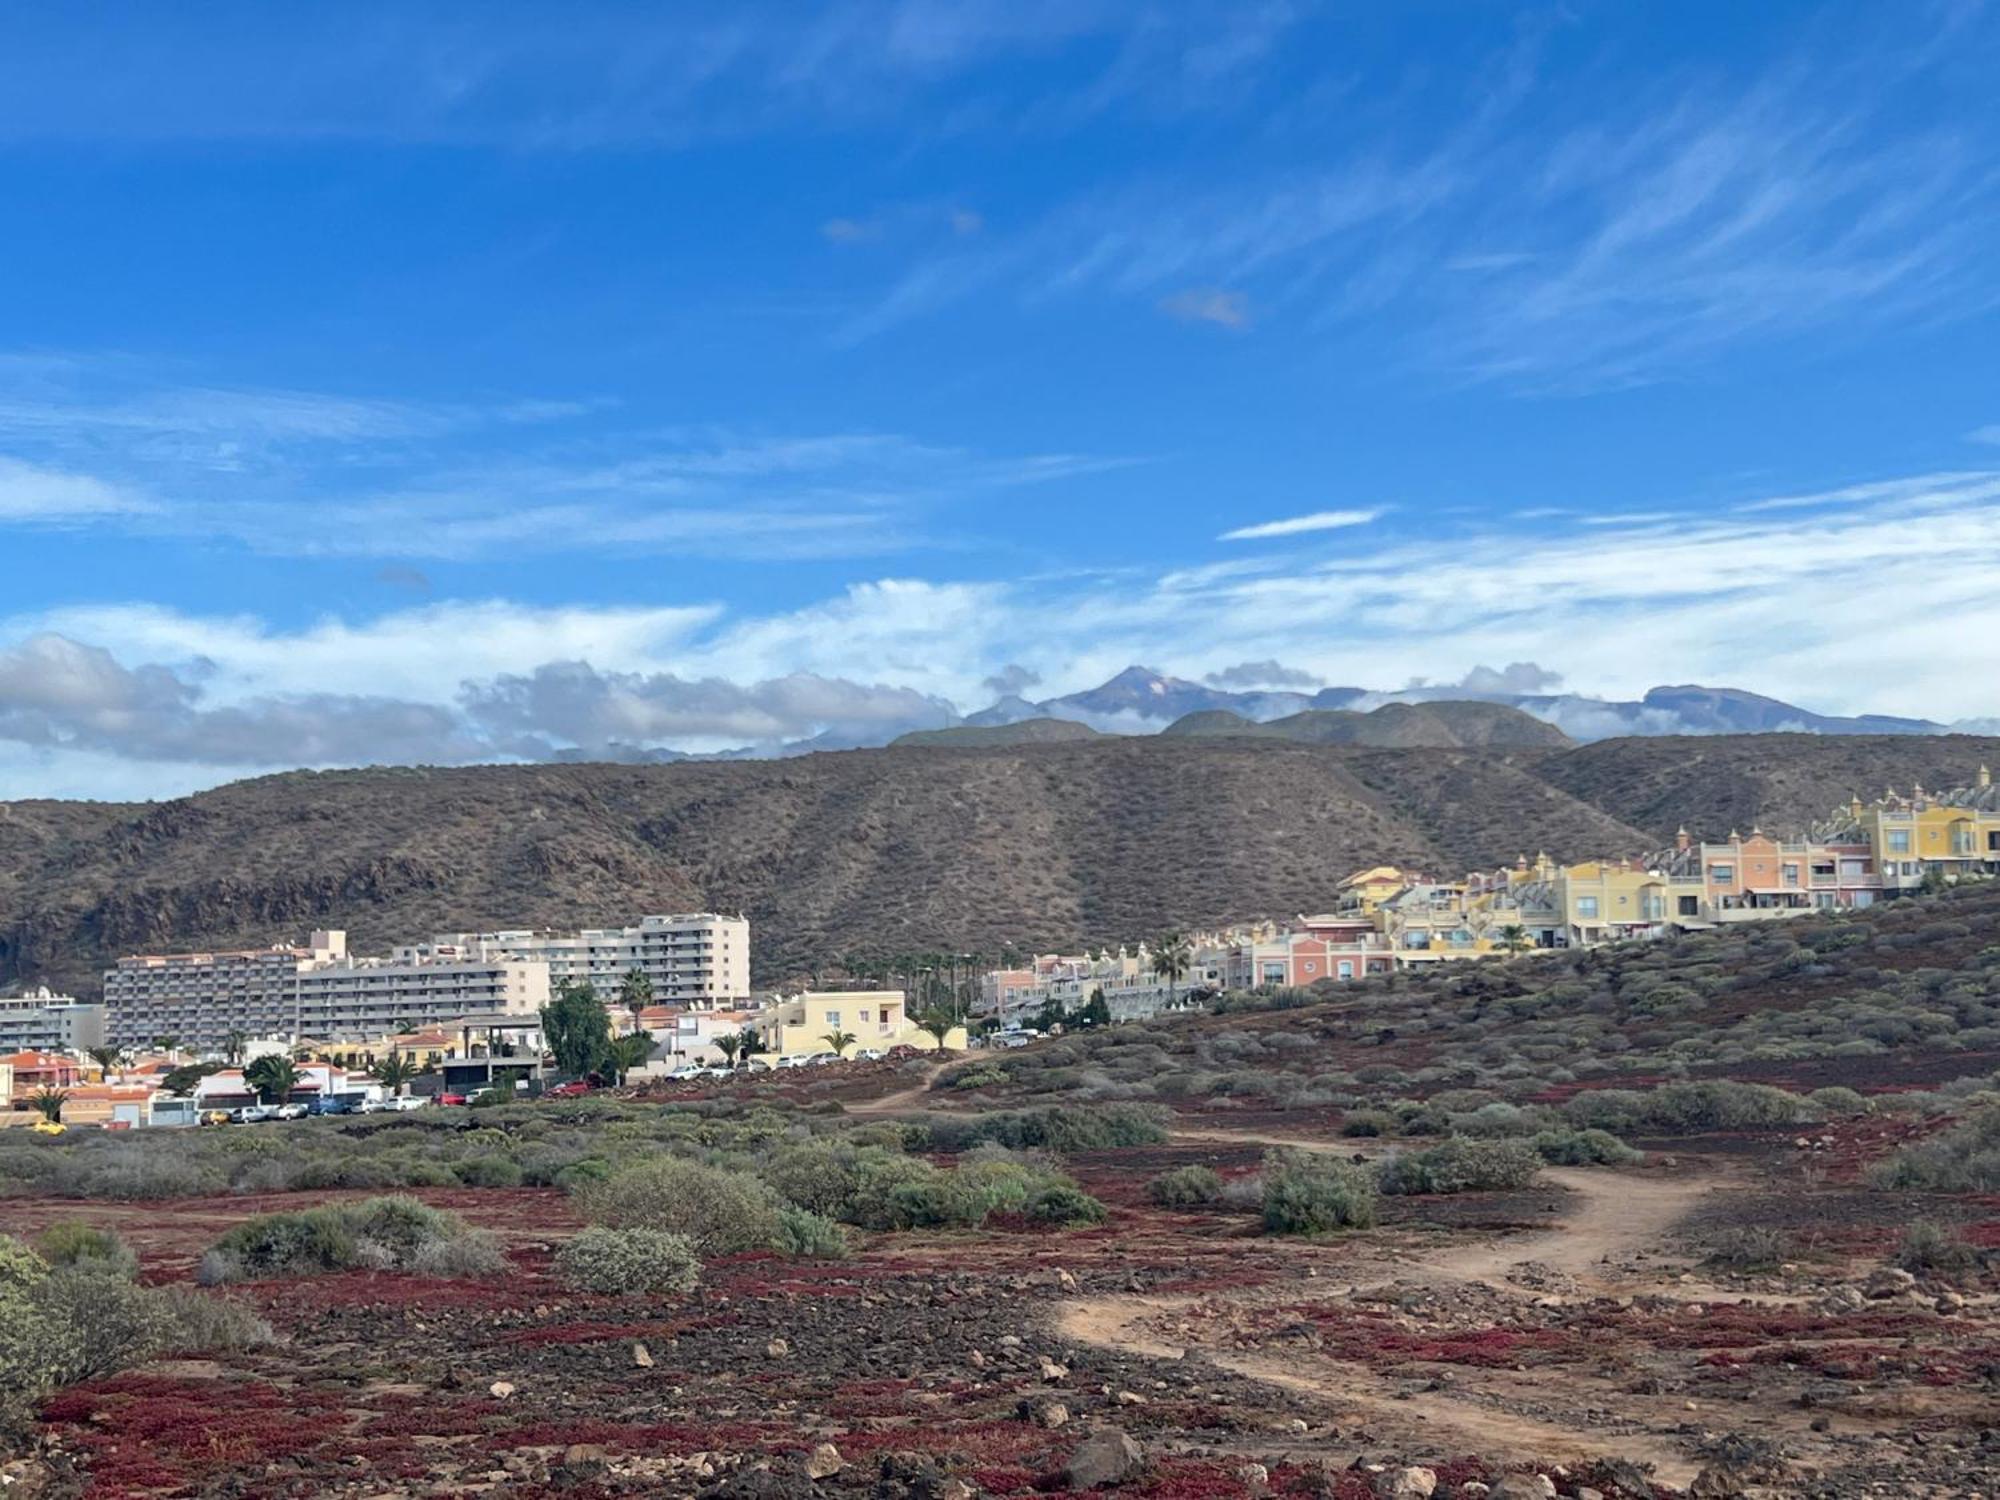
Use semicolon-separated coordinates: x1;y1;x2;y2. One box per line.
3;1051;84;1090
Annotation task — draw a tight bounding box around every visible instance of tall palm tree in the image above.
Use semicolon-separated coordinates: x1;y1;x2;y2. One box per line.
618;969;654;1033
1151;932;1192;1007
85;1046;123;1080
28;1088;67;1124
369;1055;420;1098
603;1032;654;1085
821;1030;857;1057
713;1032;742;1069
223;1030;248;1066
244;1055;300;1105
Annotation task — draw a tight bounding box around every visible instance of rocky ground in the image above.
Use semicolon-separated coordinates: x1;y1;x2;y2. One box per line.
5;1121;1998;1499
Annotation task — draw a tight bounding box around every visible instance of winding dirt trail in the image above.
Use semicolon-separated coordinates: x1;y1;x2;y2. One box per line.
1056;1127;1726;1484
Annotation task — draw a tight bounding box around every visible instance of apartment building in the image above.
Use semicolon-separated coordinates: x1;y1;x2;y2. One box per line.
752;990;965;1059
1819;769;2000;891
0;989;107;1053
104;929;548;1047
408;913;750;1006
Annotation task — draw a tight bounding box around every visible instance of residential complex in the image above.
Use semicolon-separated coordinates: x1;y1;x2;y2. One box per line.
401;913;750;1006
975;768;2000;1021
101;913;747;1048
0;988;107;1053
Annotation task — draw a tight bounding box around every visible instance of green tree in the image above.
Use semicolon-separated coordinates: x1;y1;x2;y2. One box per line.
244;1055;300;1105
1079;988;1113;1028
85;1046;123;1078
602;1032;655;1085
618;969;654;1033
1151;932;1192;1006
541;978;612;1078
822;1030;857;1057
369;1056;421;1098
28;1088;67;1123
1033;997;1069;1032
223;1029;249;1065
739;1028;767;1064
916;1011;955;1053
162;1062;221;1097
713;1032;742;1068
150;1034;181;1056
1497;924;1532;956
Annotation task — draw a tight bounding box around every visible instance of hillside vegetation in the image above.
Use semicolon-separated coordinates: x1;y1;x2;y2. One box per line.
3;732;1997;994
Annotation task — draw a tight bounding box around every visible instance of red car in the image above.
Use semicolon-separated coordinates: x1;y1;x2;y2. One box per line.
545;1081;597;1098
435;1093;470;1106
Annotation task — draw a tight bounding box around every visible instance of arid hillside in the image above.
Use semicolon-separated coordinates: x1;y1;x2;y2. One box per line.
2;732;1996;994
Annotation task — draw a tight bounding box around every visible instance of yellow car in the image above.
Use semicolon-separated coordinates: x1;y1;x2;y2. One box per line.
201;1110;232;1126
29;1119;66;1136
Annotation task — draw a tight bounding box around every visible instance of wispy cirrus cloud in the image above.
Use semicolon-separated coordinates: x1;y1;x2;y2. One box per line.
0;354;1131;562
1219;508;1379;541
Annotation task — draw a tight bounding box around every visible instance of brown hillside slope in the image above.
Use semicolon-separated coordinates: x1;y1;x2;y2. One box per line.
2;732;1996;994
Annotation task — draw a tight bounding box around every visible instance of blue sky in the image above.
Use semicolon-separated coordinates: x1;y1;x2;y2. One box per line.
3;1;2000;797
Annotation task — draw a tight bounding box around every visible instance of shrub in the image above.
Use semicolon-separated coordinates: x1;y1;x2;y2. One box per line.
1261;1151;1378;1234
1894;1220;1980;1275
453;1156;525;1189
1340;1110;1395;1138
1146;1165;1224;1207
34;1222;136;1276
1378;1138;1544;1196
1024;1184;1109;1226
201;1196;494;1283
774;1206;849;1259
1806;1086;1872;1119
153;1287;274;1353
1530;1128;1643;1166
555;1227;702;1295
1701;1226;1790;1270
574;1159;781;1255
1869;1106;2000;1192
28;1265;176;1385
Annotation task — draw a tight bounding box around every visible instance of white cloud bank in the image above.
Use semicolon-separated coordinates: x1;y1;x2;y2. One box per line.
3;467;1999;798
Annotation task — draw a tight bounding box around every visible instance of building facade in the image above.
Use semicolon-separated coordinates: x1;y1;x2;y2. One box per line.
0;990;107;1053
408;913;751;1006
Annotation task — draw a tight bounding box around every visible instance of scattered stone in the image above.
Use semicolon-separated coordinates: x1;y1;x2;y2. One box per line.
1066;1428;1147;1489
1487;1477;1557;1500
1818;1284;1868;1315
1863;1267;1917;1299
969;1350;987;1370
767;1338;791;1360
557;1444;607;1479
1234;1464;1270;1490
806;1444;844;1480
1025;1399;1070;1430
488;1381;516;1399
1371;1466;1437;1499
1114;1390;1148;1406
1039;1358;1069;1381
633;1342;654;1368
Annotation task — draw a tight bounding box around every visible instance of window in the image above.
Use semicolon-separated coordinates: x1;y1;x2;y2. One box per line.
1576;897;1599;918
857;1009;871;1023
1260;962;1286;984
1678;895;1699;916
1888;830;1911;853
1782;863;1800;887
1708;864;1735;884
824;1010;840;1028
1336;961;1355;979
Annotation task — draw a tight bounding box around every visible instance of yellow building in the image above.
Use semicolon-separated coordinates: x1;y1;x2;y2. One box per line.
1841;770;2000;891
1554;859;1676;944
751;990;967;1059
1338;866;1422;914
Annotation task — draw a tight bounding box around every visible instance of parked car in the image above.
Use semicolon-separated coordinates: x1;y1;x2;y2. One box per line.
435;1093;470;1106
384;1096;429;1111
308;1097;355;1116
775;1054;813;1070
803;1051;840;1067
200;1109;232;1126
545;1080;597;1098
667;1065;705;1080
354;1097;390;1114
273;1102;309;1120
231;1104;277;1124
993;1033;1034;1050
854;1047;885;1061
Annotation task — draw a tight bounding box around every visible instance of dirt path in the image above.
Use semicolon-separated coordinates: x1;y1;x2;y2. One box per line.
1057;1126;1725;1484
845;1063;951;1116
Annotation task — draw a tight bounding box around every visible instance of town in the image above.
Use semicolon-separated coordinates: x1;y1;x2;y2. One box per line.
7;769;1995;1132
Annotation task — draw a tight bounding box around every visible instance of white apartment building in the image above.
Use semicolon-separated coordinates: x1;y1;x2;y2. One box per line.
0;989;107;1053
103;930;549;1047
407;913;750;1006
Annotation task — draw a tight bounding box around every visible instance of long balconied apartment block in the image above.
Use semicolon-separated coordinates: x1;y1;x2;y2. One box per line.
102;914;750;1047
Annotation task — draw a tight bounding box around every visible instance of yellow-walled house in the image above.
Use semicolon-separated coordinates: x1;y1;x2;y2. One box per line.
1555;859;1676;944
752;990;967;1058
1846;771;2000;891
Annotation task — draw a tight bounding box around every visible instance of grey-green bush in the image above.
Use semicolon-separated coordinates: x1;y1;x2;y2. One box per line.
1260;1150;1378;1234
1378;1138;1544;1196
574;1158;782;1255
555;1227;702;1295
1146;1165;1224;1207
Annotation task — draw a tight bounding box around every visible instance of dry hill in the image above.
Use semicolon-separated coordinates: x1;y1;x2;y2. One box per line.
2;732;1995;995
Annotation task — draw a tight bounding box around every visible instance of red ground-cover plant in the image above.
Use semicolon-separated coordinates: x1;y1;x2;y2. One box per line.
1572;1302;1933;1350
1236;1303;1590;1369
1701;1342;1972;1386
42;1374;351;1497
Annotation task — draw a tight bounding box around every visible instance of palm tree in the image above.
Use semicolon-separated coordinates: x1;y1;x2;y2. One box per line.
713;1032;742;1069
28;1087;67;1124
85;1046;123;1080
369;1055;420;1098
1497;924;1532;956
618;969;654;1033
223;1030;248;1066
739;1028;767;1064
603;1032;654;1085
244;1055;300;1105
1151;932;1192;1007
821;1030;857;1057
915;1011;955;1054
150;1034;181;1058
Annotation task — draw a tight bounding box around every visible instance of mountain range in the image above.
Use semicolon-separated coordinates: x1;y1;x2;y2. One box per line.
6;729;1999;997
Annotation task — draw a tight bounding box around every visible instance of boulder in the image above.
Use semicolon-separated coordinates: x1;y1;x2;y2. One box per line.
1863;1267;1916;1299
1372;1467;1437;1499
1488;1478;1557;1500
806;1445;844;1480
1066;1429;1147;1489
